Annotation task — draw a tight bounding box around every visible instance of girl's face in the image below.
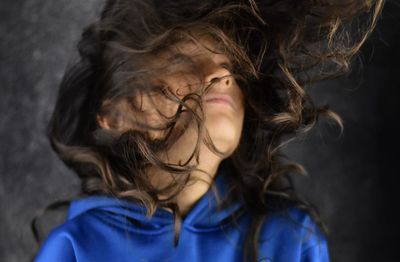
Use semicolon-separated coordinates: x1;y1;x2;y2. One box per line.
99;35;245;157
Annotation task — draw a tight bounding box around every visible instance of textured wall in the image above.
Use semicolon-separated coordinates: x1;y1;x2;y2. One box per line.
0;1;399;261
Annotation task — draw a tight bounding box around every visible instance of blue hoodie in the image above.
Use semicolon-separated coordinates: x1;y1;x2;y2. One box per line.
34;166;330;262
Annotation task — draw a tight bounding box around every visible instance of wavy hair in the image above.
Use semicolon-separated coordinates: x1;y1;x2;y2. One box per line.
32;0;384;261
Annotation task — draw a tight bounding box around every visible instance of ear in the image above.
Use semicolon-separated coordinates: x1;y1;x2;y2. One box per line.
96;114;111;129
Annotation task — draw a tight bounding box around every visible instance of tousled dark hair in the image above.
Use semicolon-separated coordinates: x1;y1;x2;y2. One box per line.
32;0;384;261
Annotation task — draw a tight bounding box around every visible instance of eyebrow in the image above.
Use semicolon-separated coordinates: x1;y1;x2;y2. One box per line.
166;48;234;74
168;53;193;64
219;60;234;71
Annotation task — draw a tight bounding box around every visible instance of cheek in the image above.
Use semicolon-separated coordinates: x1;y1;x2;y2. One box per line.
130;91;200;140
133;92;178;122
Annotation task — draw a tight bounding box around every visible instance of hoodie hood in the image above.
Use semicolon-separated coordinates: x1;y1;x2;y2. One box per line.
66;165;243;233
37;164;330;262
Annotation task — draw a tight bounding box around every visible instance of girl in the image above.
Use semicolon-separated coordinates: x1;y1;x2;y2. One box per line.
32;0;383;261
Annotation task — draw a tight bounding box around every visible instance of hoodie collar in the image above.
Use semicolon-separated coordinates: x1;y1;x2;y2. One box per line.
67;165;243;232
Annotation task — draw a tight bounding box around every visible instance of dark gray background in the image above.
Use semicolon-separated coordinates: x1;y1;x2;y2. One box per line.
1;1;399;261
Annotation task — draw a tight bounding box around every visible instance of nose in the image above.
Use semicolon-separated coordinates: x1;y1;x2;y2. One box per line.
204;66;233;90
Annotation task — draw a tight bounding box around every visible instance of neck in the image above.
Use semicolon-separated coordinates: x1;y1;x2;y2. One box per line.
147;142;224;217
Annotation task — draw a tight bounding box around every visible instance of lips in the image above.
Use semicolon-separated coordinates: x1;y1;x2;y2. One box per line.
204;93;236;109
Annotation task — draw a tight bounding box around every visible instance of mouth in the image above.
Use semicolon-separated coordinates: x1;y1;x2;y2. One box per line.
204;94;236;109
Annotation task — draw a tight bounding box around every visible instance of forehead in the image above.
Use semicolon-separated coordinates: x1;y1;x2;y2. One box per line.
176;35;231;62
153;34;233;69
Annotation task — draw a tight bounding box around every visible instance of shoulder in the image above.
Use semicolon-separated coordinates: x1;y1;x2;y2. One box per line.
34;221;78;261
34;211;99;262
258;206;330;262
34;195;135;262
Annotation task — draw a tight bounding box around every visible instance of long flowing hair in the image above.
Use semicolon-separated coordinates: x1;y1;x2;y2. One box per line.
32;0;384;261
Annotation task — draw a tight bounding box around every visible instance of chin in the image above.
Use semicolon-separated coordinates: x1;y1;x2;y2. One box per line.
206;121;241;155
210;138;238;157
